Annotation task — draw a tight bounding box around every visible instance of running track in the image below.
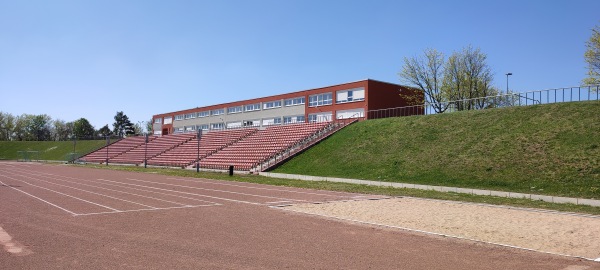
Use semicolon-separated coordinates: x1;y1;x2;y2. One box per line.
0;162;597;269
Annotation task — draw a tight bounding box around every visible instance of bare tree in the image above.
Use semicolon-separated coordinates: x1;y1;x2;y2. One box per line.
584;24;600;86
399;48;449;113
442;46;494;111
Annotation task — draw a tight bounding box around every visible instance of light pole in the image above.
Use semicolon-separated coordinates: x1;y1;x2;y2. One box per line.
144;133;148;168
196;128;202;173
506;73;512;93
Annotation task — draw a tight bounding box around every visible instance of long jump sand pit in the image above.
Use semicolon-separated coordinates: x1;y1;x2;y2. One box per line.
283;197;600;260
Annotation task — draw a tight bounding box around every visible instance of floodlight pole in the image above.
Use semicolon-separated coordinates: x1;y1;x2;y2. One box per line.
144;133;148;168
196;129;202;173
506;73;512;93
105;135;109;166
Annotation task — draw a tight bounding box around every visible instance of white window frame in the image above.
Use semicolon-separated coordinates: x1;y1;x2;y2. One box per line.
308;93;332;107
263;100;282;110
211;122;225;130
211;109;224;116
227;106;243;114
336;87;365;104
154;118;162;124
244;103;261;112
198;111;209;118
174;115;184;121
284;97;305;107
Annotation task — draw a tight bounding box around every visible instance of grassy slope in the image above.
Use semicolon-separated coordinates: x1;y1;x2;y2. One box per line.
274;101;600;199
0;140;108;161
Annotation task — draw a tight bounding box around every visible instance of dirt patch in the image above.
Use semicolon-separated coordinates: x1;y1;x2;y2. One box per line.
283;197;600;260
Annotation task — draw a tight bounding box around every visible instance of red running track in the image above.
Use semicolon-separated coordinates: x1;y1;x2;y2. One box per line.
0;162;597;269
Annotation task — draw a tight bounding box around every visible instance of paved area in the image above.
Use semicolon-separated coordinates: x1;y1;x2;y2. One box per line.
1;162;598;269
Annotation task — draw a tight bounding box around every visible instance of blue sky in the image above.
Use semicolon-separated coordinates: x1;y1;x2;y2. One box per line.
1;0;598;129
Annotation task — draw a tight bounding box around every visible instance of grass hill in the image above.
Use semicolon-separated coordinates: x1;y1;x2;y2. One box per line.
273;101;600;199
0;140;109;161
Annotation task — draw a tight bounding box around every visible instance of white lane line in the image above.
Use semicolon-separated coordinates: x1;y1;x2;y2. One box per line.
1;169;219;207
126;177;307;202
20;176;159;210
2;175;120;212
73;204;217;217
166;177;351;198
97;178;264;205
0;180;78;216
0;226;32;255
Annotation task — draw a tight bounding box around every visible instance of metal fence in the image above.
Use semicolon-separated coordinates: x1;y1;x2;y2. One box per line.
367;85;599;118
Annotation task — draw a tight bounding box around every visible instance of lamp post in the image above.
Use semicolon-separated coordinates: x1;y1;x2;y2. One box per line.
506;73;513;93
196;128;201;173
144;133;148;168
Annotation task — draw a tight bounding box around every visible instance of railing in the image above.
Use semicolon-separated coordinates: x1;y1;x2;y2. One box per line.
367;85;599;118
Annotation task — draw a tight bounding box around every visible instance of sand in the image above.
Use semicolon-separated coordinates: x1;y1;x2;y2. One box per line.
283;197;600;260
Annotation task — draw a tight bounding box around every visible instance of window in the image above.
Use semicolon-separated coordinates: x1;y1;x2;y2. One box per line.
197;111;209;118
164;117;173;124
308;93;332;107
227;106;243;114
184;113;196;120
154;118;162;124
284;97;305;107
174;127;184;133
198;124;209;131
336;88;365;103
184;126;195;132
263;100;282;110
175;115;184;121
283;115;305;124
227;121;242;128
211;109;224;116
308;112;332;123
211;123;225;130
262;117;282;126
336;108;364;119
244;103;261;112
243;120;259;127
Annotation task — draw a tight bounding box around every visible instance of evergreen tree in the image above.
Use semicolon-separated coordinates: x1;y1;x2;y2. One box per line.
113;111;135;137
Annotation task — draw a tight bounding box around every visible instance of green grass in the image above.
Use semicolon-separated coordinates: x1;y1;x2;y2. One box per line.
0;140;110;161
274;101;600;199
75;164;600;215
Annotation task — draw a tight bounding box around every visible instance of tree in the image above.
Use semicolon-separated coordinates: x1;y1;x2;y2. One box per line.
442;46;494;110
73;118;95;139
400;46;496;112
146;119;153;135
399;48;449;113
113;111;134;137
0;112;15;140
97;125;112;137
23;114;52;141
583;24;600;85
52;119;72;141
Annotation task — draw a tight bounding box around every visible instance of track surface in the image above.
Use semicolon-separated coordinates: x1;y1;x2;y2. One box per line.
0;162;597;269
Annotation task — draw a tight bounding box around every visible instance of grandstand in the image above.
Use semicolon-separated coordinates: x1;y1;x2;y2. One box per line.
79;136;150;164
79;121;352;172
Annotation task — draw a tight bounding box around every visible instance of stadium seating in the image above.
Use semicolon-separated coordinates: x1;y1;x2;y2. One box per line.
147;128;257;167
79;136;152;164
79;121;354;171
109;133;196;165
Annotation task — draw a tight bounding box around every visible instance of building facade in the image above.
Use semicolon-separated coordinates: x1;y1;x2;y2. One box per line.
152;79;422;135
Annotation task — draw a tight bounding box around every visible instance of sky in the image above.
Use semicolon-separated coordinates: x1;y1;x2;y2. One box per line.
1;0;599;129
